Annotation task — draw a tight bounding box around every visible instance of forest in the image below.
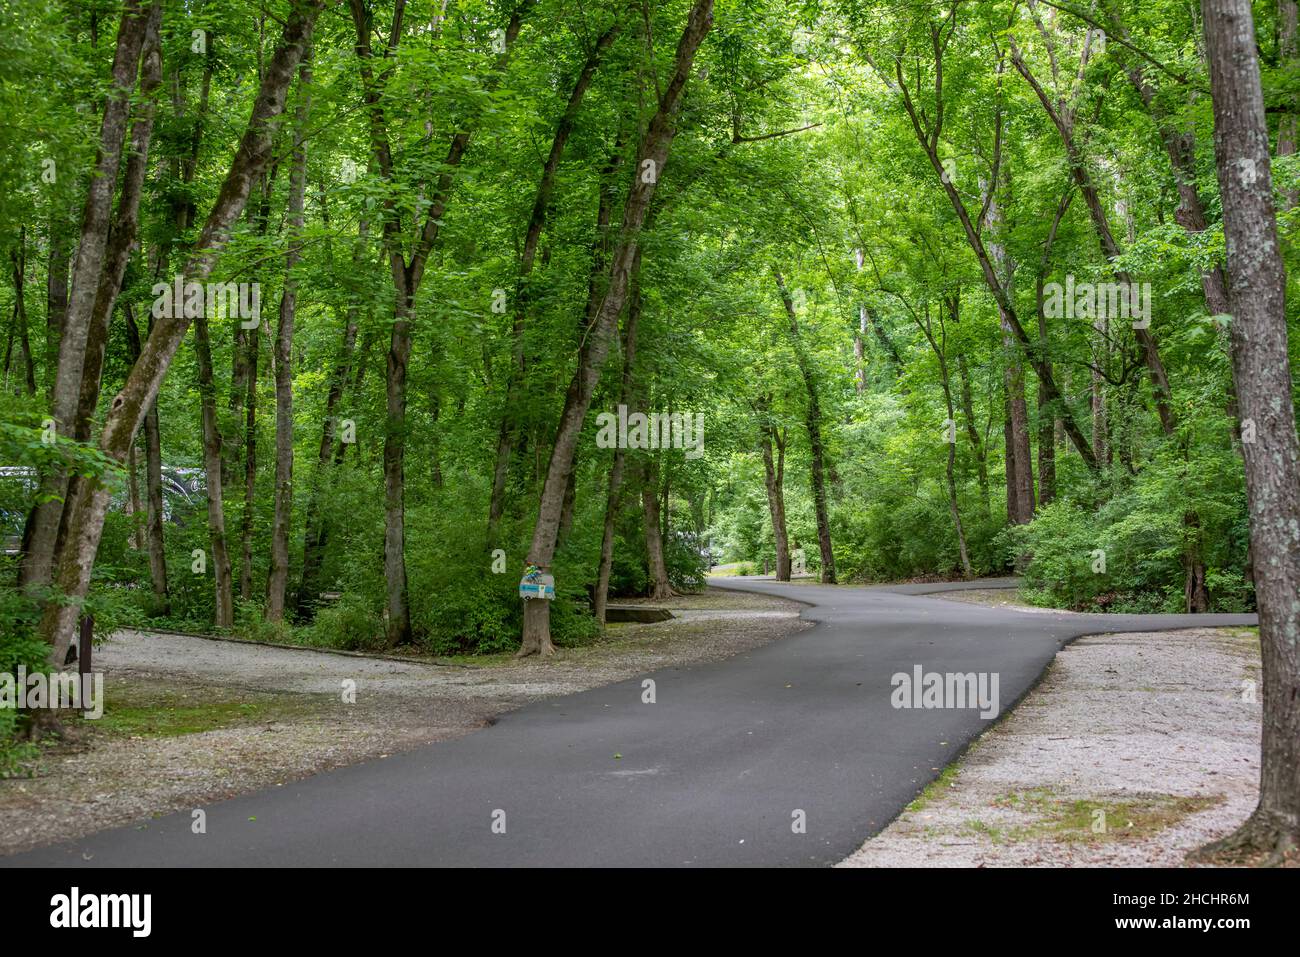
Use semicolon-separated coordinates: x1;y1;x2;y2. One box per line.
1;0;1299;853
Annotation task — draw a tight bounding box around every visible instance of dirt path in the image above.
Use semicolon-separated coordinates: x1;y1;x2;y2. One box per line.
0;588;807;855
838;625;1262;867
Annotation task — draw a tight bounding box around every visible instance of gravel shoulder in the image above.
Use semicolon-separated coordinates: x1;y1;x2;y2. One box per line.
928;588;1067;613
838;625;1262;867
0;587;808;855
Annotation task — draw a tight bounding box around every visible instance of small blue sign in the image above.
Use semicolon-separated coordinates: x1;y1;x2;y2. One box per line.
519;573;555;600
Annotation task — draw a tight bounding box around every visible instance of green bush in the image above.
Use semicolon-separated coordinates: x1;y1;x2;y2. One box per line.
234;599;294;644
1005;441;1252;613
0;559;47;771
300;595;386;651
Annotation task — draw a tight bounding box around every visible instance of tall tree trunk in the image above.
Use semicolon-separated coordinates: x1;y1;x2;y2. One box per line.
593;252;642;625
44;225;71;402
487;23;620;545
37;0;322;666
56;2;164;565
891;51;1099;470
773;268;836;583
228;169;275;487
1036;382;1056;506
3;308;14;390
9;233;37;396
641;459;673;599
984;176;1033;522
19;0;153;590
380;293;414;645
1011;43;1178;437
193;309;236;627
915;297;972;577
944;384;973;578
296;221;368;619
757;395;791;580
1002;329;1034;521
1034;188;1072;507
126;442;142;549
956;352;990;515
71;0;163;449
351;0;528;646
519;0;714;656
266;52;311;621
1197;0;1300;860
124;304;168;614
1091;313;1110;465
237;327;258;602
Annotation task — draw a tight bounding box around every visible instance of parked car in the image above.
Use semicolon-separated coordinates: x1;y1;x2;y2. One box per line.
0;464;207;553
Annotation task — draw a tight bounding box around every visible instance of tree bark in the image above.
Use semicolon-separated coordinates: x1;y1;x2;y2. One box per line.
593;252;642;625
193;308;236;627
44;225;71;402
296;220;368;618
890;42;1099;470
487;23;620;545
56;1;164;565
9;233;37;396
641;459;673;599
236;320;258;602
957;352;990;515
945;385;973;578
1196;0;1300;861
70;0;163;449
757;395;791;580
124;304;168;614
20;0;152;590
351;0;528;646
1034;188;1073;507
126;442;142;550
773;268;836;583
37;0;322;664
518;0;714;656
266;52;311;621
984;178;1034;522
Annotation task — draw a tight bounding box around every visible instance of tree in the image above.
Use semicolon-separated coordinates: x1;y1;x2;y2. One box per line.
518;0;715;657
37;0;323;667
1197;0;1300;863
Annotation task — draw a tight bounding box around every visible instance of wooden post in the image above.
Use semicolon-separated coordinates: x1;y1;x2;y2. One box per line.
78;615;92;715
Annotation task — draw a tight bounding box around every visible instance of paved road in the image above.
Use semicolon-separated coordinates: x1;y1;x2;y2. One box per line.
3;578;1255;867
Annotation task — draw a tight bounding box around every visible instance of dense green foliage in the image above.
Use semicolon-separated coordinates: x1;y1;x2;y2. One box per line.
2;0;1298;706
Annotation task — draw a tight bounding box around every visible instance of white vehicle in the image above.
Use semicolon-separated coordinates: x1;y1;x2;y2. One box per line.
0;465;206;555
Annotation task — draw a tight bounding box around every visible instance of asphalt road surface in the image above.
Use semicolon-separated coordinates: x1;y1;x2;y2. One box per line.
3;577;1256;867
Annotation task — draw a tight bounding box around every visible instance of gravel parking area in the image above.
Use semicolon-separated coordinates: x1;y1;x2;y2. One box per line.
838;626;1262;867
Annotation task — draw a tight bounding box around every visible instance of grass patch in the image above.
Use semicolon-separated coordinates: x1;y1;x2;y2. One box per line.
94;682;319;738
0;737;40;778
906;764;962;813
983;790;1223;843
98;699;273;737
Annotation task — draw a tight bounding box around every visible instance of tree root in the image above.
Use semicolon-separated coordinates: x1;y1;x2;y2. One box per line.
1189;813;1300;867
514;641;556;659
20;708;68;743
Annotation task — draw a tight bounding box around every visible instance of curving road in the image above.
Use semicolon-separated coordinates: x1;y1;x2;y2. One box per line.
2;577;1255;868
